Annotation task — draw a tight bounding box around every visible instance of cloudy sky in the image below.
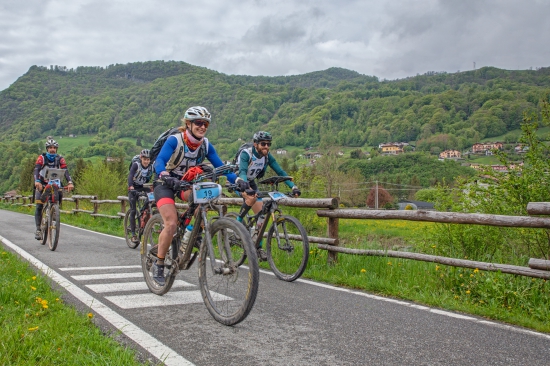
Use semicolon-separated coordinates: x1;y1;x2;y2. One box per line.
1;0;549;91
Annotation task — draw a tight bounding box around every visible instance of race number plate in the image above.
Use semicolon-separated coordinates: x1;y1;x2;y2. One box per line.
268;191;286;201
192;182;222;203
147;192;155;202
49;179;61;187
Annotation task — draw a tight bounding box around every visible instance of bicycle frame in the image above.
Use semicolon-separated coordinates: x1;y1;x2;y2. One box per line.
162;183;237;277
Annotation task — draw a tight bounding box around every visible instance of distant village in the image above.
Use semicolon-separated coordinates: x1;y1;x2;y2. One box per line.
292;141;527;173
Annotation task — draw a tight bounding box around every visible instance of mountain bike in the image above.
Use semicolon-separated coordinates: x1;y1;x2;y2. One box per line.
124;185;157;249
226;176;309;282
141;165;259;326
39;168;67;251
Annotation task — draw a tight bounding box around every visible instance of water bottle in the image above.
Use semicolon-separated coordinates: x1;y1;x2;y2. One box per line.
180;224;193;253
252;215;265;242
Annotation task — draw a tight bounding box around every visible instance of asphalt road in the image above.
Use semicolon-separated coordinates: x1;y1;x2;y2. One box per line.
1;209;549;365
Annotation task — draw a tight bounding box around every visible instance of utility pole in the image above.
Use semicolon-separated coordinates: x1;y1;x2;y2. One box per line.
375;180;378;210
473;61;476;70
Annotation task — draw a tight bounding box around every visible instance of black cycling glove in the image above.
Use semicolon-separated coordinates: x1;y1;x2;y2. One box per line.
292;186;301;197
236;178;250;192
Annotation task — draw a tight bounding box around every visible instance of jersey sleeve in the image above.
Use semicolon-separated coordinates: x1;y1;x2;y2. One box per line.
59;157;73;183
128;162;138;187
33;155;44;181
267;153;295;188
237;150;251;182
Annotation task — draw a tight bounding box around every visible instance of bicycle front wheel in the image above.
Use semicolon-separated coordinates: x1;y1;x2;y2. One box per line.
141;214;177;295
123;210;140;249
199;217;259;326
40;205;48;246
266;215;309;282
221;212;249;266
47;204;60;251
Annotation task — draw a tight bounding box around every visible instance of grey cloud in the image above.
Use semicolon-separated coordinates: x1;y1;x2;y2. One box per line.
0;0;549;90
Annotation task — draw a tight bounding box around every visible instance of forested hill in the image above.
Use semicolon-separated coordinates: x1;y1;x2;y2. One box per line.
1;61;550;160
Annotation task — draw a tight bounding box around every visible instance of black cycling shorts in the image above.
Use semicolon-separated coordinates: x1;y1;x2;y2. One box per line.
153;182;185;208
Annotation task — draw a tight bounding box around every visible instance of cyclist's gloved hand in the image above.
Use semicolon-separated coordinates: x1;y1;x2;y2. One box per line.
161;175;181;190
235;178;250;192
245;188;256;196
292;186;301;197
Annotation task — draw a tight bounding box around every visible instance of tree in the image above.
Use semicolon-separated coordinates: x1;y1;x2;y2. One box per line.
366;186;393;208
18;157;36;194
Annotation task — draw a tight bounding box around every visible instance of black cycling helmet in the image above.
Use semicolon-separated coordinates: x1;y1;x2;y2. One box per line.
253;131;272;143
140;149;151;158
45;137;59;148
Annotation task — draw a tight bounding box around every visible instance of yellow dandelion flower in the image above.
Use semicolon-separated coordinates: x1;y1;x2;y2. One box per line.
435;265;440;271
470;274;474;278
473;268;479;273
30;286;36;291
454;295;459;299
361;269;366;273
466;290;471;294
42;304;48;309
459;274;463;277
32;276;37;280
387;262;392;266
87;313;94;319
28;326;39;331
56;298;60;301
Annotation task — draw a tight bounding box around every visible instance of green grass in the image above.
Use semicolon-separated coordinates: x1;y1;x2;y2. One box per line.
2;202;549;334
0;247;150;365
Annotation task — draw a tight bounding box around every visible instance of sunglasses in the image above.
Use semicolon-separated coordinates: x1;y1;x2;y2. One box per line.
259;141;272;147
193;120;210;128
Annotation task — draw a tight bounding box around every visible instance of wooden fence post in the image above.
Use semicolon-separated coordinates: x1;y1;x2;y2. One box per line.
74;197;79;213
327;217;339;264
93;196;98;214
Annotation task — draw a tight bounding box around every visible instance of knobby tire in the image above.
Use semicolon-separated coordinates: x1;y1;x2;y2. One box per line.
47;204;60;251
198;217;259;326
141;214;177;295
124;209;140;249
266;215;309;282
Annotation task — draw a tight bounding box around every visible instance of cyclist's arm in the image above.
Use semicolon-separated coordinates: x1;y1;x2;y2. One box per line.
236;150;251;183
153;135;178;176
33;155;44;183
205;142;237;182
128;162;138;188
267;153;295;188
59;157;73;185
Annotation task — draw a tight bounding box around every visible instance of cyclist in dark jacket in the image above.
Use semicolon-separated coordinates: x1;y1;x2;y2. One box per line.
128;149;154;243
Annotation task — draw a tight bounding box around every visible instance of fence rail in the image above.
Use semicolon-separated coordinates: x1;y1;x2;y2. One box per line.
2;194;549;279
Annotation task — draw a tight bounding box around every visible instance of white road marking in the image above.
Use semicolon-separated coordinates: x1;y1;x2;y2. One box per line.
105;290;227;309
86;280;195;293
60;265;142;271
0;235;194;366
71;272;143;280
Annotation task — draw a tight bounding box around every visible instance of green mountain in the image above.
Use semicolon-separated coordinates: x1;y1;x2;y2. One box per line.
1;61;550;193
2;61;550;157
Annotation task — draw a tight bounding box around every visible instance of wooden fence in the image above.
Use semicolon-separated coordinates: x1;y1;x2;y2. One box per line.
2;194;550;279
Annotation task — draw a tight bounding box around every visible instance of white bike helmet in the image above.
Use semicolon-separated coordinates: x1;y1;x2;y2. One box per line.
184;106;211;122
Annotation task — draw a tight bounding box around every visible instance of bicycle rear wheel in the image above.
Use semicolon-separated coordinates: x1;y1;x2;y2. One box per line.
221;212;249;266
123;210;140;249
47;204;60;251
266;215;309;282
199;217;259;326
141;214;177;295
